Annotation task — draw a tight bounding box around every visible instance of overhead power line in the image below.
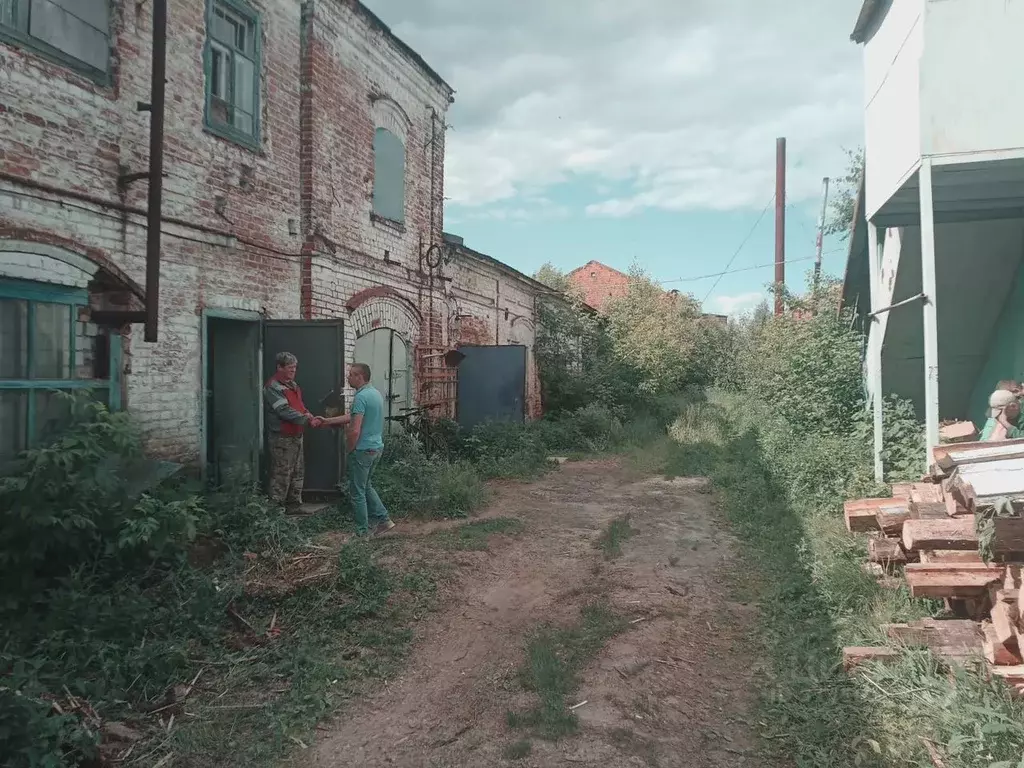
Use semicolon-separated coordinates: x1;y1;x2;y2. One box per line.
661;248;845;286
699;194;774;304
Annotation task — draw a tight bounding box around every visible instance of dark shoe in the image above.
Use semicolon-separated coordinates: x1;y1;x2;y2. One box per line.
373;519;396;537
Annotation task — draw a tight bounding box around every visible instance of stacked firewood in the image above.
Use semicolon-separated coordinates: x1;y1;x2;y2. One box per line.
842;433;1024;695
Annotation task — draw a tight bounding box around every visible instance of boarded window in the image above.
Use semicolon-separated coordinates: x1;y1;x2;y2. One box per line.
0;0;110;73
206;0;260;144
372;128;406;223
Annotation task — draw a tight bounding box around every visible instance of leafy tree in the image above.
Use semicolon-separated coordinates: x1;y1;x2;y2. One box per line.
604;267;702;395
533;262;571;292
824;146;864;240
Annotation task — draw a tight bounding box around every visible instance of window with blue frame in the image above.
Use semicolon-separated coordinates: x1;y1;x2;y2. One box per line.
204;0;261;148
0;0;111;80
0;278;119;465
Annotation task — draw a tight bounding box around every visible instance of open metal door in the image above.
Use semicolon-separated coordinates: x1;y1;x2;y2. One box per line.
456;345;527;429
263;319;344;497
206;316;261;485
353;328;411;430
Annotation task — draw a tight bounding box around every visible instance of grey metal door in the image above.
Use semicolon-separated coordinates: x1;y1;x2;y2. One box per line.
353;328;411;430
456;345;527;429
263;319;344;497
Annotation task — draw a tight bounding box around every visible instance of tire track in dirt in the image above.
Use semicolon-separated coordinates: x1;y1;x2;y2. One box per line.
304;459;765;768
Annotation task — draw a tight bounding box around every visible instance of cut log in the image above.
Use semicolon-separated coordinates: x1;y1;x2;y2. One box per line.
943;476;977;514
991;600;1020;655
845;507;879;533
911;484;945;505
891;483;914;499
944;494;970;518
920;550;984;564
843;646;898;671
983;623;1024;666
940;421;979;444
904;563;1003;599
882;618;983;653
903;519;977;552
912;501;953;520
876;503;912;536
905;517;1024;557
868;537;907;564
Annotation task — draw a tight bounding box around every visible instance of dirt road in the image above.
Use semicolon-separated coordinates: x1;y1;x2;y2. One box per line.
305;458;765;767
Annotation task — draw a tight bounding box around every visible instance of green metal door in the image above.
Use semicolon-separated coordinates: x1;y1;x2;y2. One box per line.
206;317;261;485
353;328;410;428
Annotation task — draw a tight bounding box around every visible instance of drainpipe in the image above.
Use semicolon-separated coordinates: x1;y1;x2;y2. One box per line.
144;0;168;342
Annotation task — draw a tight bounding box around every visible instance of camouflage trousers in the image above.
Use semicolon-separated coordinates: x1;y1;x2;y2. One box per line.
268;433;304;509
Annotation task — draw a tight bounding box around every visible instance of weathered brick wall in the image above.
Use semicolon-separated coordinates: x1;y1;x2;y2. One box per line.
567;260;630;311
448;251;543;420
1;0;306;461
0;0;544;459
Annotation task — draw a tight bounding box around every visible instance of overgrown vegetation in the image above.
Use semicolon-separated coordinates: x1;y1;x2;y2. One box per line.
0;396;450;768
656;277;1024;767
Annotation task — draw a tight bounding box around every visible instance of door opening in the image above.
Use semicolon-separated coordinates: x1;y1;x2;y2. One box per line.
205;316;261;486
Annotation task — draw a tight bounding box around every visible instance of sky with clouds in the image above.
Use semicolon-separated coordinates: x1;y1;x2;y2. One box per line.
364;0;866;317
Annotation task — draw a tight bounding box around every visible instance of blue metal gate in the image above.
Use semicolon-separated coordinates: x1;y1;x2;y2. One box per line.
456;345;527;429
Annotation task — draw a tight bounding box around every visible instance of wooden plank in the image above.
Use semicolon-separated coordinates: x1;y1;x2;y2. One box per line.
911;484;945;505
943;475;978;514
843;646;898;671
903;519;977;552
939;421;979;444
984;623;1023;666
932;439;1024;470
876;503;912;536
845;506;880;533
905;565;1002;599
920;550;984;564
891;483;914;499
882;619;983;651
912;501;952;520
993;606;1020;653
868;537;907;564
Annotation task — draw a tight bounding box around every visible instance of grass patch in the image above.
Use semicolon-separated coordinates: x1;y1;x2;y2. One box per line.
507;601;626;740
659;393;1024;767
434;517;525;551
596;514;635;559
502;739;533;760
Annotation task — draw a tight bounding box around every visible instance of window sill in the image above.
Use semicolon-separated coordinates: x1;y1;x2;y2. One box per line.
370;212;406;234
203;119;262;155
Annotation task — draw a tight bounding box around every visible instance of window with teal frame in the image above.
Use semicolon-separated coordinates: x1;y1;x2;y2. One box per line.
0;278;121;466
204;0;261;150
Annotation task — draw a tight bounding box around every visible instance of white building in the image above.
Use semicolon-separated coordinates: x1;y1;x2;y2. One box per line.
841;0;1024;477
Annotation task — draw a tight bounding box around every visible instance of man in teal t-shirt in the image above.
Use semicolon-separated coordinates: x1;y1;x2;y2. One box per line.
344;363;393;537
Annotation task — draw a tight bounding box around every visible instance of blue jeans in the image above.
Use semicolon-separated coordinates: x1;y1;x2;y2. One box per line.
347;449;389;535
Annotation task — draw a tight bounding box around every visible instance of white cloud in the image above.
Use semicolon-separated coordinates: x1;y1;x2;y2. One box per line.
709;292;765;317
365;0;865;217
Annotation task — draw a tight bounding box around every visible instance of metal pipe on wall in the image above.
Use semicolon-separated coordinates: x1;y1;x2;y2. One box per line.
144;0;168;342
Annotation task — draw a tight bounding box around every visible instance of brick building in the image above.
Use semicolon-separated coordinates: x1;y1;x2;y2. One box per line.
567;260;629;311
566;260;729;326
0;0;543;485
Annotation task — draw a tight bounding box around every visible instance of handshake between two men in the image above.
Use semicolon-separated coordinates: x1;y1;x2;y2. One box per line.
307;413;350;429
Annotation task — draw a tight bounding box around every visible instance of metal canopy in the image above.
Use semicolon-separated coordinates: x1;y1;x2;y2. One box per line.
873;159;1024;227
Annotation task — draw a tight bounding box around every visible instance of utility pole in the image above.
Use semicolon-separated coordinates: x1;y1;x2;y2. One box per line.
774;137;786;316
813;176;831;292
